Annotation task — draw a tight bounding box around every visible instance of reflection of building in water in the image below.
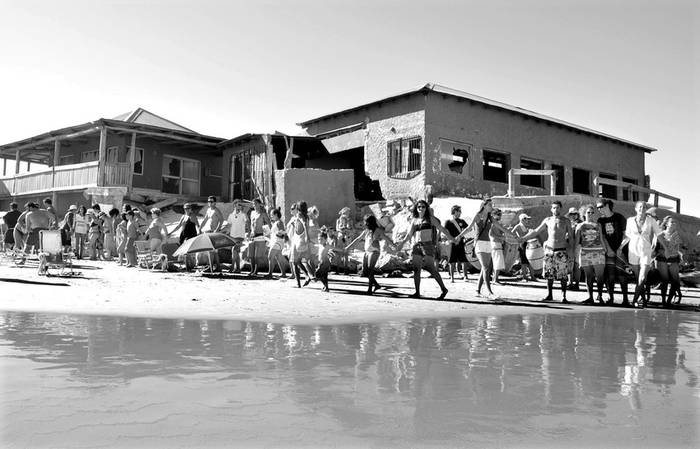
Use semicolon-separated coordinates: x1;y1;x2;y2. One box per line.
1;310;691;442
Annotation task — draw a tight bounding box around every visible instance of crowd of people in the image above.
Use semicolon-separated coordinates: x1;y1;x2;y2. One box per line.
1;194;689;308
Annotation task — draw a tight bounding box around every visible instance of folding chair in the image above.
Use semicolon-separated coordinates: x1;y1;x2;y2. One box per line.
37;230;74;276
135;240;154;269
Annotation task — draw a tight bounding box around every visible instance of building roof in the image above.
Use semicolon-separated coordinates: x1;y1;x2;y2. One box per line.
112;107;196;133
297;83;657;153
217;132;319;148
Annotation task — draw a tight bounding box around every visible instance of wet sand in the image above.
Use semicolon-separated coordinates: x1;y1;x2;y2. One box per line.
1;260;697;324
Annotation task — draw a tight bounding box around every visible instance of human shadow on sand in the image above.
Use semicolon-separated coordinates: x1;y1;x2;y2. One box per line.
0;277;70;286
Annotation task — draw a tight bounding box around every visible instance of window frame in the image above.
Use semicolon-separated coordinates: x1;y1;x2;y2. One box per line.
482;148;510;184
387;136;422;179
440;138;472;175
81;150;99;163
572;167;591;195
161;154;200;196
519;156;544;188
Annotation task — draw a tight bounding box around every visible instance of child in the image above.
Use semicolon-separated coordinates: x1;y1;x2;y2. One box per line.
335;206;354;274
346;214;395;295
315;227;334;291
116;213;128;265
266;208;287;278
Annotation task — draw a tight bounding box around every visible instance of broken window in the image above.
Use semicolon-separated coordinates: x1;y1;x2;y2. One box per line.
598;172;617;199
440;139;471;174
572;167;591;195
387;136;421;178
482;149;509;183
229;148;267;200
520;157;544;188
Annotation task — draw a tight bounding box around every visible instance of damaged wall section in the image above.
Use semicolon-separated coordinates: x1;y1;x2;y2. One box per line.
274;168;355;225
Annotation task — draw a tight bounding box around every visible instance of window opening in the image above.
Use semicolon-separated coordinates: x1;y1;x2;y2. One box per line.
572;168;591;195
387;136;421;178
520;157;544;188
482;149;509;183
598;172;617;199
162;155;200;195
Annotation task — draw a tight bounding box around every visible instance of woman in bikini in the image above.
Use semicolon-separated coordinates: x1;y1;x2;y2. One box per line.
346;214;395;295
289;201;315;288
656;216;683;306
398;200;452;300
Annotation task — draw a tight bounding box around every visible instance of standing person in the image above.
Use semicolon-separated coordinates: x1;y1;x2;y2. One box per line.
307;206;321;267
248;198;271;276
314;227;334;292
566;207;583;290
286;203;299;280
397;199;452;300
24;203;52;254
519;201;575;303
168;203;199;270
621;201;666;308
60;205;77;251
146;208;168;256
289;201;314;287
489;208;507;285
13;203;32;252
596;199;630;306
3;203;21;252
199;196;223;233
512;213;535;281
265;207;287;278
656;216;683;306
227;199;250;273
575;205;610;304
444;205;469;283
116;213;128;265
103;208;119;260
335;206;354;275
73;205;89;259
43;198;58;230
87;206;104;260
346;214;396;295
124;210;138;267
456;198;513;300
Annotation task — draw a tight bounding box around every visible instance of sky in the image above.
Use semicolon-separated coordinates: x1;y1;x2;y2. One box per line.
1;0;697;215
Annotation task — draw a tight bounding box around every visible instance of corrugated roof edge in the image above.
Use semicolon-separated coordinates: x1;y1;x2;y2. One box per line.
296;82;657;153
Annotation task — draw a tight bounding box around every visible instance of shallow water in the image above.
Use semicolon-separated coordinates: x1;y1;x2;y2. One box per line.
1;310;698;449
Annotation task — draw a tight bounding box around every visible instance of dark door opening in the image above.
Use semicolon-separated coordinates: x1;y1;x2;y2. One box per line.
551;164;565;195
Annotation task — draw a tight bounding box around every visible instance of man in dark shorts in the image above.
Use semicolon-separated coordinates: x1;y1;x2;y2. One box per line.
25;202;52;254
597;199;630;306
3;203;21;249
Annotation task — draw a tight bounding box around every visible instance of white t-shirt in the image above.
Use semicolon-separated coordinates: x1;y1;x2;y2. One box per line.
228;210;248;239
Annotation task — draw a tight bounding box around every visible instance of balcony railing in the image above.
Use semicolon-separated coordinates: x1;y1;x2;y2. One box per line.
0;161;129;197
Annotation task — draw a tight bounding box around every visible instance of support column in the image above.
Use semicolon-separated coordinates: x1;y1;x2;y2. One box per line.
128;133;136;193
52;140;61;206
15;148;20;174
97;126;107;186
507;169;515;197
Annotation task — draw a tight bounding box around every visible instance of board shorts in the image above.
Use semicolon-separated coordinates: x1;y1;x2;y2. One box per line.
579;248;605;267
475;239;491;254
543;247;569;281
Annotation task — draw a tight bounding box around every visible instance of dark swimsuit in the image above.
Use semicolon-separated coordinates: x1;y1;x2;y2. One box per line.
180;217;198;244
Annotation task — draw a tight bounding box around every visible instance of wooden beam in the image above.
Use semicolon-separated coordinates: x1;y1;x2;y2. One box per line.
1;126;100;153
15;148;20;175
97;127;107;187
105;126;219;146
128;133;136;193
52;140;60;206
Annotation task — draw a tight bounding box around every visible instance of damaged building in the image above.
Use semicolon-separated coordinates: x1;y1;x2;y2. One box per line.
298;83;659;204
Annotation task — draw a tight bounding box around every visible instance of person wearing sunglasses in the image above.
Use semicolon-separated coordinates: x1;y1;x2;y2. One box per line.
397;199;453;300
596;199;630;306
199;196;223;234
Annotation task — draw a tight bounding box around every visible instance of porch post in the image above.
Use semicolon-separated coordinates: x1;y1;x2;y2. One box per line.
3;157;6;176
97;126;107;186
549;172;556;196
128;133;136;193
52;140;61;206
15;148;20;174
507;169;515;197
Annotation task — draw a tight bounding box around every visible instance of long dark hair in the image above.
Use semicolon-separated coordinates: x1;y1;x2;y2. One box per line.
364;214;379;232
411;200;431;220
296;201;308;221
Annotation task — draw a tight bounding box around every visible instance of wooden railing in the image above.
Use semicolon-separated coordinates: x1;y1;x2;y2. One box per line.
593;177;681;213
104;163;130;186
0;161;100;196
507;169;557;196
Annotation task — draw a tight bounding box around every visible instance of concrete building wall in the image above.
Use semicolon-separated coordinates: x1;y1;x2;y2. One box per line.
424;94;647;198
274;168;355;225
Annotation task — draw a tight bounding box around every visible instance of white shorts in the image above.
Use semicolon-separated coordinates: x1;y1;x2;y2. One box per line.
475;240;491;254
628;249;652;267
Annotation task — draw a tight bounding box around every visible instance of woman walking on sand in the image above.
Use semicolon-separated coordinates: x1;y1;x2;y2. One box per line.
398;200;452;300
346;214;396;295
168;203;199;270
455;198;514;301
265;207;287;279
289;201;314;287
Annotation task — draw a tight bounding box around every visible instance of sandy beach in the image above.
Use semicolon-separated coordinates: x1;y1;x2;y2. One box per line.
1;258;697;324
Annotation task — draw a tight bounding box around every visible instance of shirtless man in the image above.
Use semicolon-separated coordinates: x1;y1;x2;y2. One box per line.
13;203;32;252
43;197;58;230
199;196;223;233
24;202;53;253
519;201;574;303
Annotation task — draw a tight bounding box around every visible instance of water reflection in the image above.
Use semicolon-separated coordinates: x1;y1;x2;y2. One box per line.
1;311;698;448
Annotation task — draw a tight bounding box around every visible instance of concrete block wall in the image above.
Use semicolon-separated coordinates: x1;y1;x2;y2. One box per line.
274;168;355;227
